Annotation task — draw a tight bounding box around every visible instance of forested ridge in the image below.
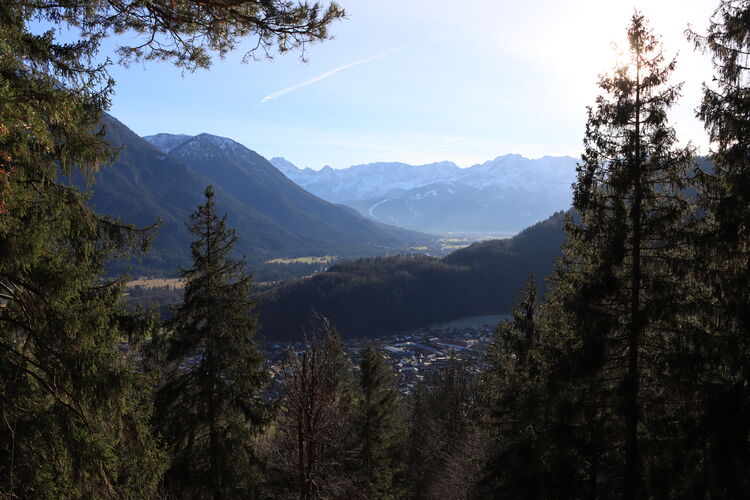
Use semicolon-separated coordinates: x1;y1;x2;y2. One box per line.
259;212;566;340
83;114;432;277
2;1;750;499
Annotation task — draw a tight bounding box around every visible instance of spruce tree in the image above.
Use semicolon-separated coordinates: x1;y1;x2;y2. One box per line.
355;345;404;499
422;359;484;499
0;1;166;496
495;275;538;367
683;1;750;495
154;186;268;499
405;382;434;500
480;276;548;499
1;1;344;497
546;13;693;498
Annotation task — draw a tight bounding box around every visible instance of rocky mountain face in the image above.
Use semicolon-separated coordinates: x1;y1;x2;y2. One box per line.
271;155;578;234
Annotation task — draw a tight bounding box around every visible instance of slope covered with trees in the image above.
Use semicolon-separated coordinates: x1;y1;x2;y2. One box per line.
0;0;342;496
89;116;431;276
259;212;566;340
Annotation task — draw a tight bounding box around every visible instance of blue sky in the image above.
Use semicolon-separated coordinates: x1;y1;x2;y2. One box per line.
103;0;717;169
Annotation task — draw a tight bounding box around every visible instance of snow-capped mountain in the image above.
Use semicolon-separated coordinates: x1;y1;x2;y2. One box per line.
270;155;578;234
142;133;192;154
271;158;464;202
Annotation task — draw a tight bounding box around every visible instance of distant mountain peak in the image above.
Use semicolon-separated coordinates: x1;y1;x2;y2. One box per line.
143;133;192;154
144;132;248;158
270;157;300;175
272;152;579;233
193;133;243;153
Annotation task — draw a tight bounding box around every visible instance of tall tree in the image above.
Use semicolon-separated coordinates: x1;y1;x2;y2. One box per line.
154;186;268;499
409;359;487;499
354;345;404;499
548;13;693;498
0;1;166;496
405;382;434;500
1;0;343;497
684;1;750;496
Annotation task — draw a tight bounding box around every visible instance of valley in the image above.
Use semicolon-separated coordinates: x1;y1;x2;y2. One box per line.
104;123;572;339
7;2;743;498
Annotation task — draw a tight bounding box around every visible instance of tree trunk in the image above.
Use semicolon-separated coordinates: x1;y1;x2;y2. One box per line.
624;52;642;500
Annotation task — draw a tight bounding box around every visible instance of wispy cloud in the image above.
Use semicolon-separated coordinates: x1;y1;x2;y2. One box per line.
258;45;411;106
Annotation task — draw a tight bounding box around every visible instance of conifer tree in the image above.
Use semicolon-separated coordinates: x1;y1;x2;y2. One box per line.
547;13;693;498
355;345;404;499
480;276;548;499
495;275;538;367
405;382;434;500
1;1;343;497
154;186;268;499
683;1;750;495
421;359;484;499
0;1;166;496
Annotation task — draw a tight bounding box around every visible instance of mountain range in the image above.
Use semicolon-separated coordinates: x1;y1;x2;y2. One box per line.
82;116;431;276
271;155;579;234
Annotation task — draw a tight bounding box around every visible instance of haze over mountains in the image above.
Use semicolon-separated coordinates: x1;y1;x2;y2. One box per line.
271;155;579;234
86;116;430;276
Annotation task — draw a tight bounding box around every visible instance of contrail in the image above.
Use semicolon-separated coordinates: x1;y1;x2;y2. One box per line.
258;45;411;106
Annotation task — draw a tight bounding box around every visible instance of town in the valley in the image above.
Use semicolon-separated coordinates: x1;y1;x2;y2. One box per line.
264;315;507;397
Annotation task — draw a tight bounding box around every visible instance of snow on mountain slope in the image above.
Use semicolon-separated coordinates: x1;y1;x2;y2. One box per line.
146;133;579;235
144;133;192;154
270;155;577;202
269;154;579;234
271;158;464;202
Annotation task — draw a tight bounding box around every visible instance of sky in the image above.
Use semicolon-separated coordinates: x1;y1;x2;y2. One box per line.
101;0;719;169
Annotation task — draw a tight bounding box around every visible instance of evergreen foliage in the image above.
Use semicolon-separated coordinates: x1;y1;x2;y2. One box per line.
480;276;549;499
1;0;343;497
0;0;165;496
153;186;268;499
682;1;750;495
260;212;567;340
405;360;485;500
546;14;694;497
355;345;404;499
405;383;434;500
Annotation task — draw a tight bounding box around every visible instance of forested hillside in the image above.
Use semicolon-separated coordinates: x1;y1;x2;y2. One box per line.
87;116;431;276
259;212;566;340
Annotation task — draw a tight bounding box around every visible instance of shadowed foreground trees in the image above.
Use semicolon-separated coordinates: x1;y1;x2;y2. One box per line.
1;0;342;497
269;317;358;499
153;187;268;499
355;345;405;499
479;6;750;498
546;13;693;498
683;0;750;495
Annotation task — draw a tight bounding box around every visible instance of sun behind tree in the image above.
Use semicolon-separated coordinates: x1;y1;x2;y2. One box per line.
540;12;694;498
